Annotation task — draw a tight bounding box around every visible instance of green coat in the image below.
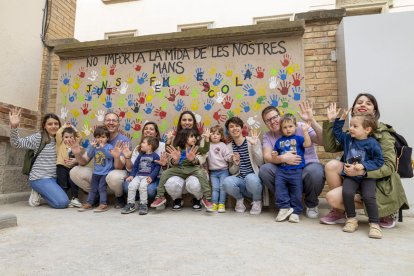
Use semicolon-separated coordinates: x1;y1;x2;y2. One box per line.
323;121;409;217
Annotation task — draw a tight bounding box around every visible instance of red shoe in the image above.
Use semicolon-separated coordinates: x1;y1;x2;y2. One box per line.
201;198;214;212
320;208;346;225
150;197;166;208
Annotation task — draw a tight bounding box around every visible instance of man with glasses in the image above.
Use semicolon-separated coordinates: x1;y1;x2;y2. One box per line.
70;112;131;208
259;102;325;218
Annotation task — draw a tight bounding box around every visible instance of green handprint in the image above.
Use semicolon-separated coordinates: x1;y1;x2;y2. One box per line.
159;120;168;133
270;68;277;76
134;85;142;94
161;101;168;110
256;96;266;104
235;91;243;100
83;116;90;127
132;132;141;140
227;110;234;118
92;99;99;109
117;95;126;108
280;97;289;108
156;89;165;99
170;75;179;86
62;95;68;106
191;88;198;98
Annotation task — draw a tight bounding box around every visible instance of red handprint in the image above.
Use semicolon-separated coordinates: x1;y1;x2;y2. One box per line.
110;64;117;76
242;125;249;137
77;67;85;78
165;88;178;102
134;64;142;71
117;108;126;119
179;85;189;96
197;122;204;134
106;86;117;95
132;119;142;131
292;73;303;87
277;80;291;95
201;81;210;92
81;103;91;115
154;107;167;119
254;66;265;79
222;95;234;109
213;109;227;123
138;92;146;104
280;54;291;67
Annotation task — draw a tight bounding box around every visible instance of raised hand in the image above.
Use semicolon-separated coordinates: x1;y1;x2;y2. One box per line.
121;142;132;159
202;128;211;141
326;102;341;122
185;145;199;162
9;107;21;128
110;141;122;159
155;151;168;167
246;128;261;145
166;145;181;164
297;100;314;122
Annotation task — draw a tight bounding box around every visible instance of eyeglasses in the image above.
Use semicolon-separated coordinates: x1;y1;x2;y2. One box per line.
105;119;118;123
264;114;280;125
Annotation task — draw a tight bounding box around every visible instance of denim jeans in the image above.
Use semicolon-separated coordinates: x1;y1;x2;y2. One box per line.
30;178;69;209
87;174;108;205
259;162;325;208
223;173;262;202
210;169;229;204
275;167;303;214
123;178;159;202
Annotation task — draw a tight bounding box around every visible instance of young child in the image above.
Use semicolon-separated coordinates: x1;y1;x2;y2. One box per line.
79;126;114;212
56;123;82;207
208;125;232;213
151;128;214;211
274;114;311;223
333;112;384;239
122;136;161;215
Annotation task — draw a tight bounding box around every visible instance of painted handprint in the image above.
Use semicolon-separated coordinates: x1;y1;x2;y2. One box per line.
247;115;261;129
194;68;204;81
204;98;215;111
165;88;178;102
213;109;227;123
292;73;303;87
88;70;98;81
179;84;189;96
256;96;266;105
103;95;112;109
137;72;148;85
161;73;170;87
144;103;154;114
77;67;86;78
201;81;210;93
154;107;167;119
152;80;161;92
82;124;92;136
84;92;92;101
291;87;303;101
174;99;185;112
124;119;131;131
134;64;142;71
227;110;234;119
254;66;265;79
212;73;223;86
60;106;68;120
242;84;256;96
131;102;140;113
60;73;71;85
242;64;254;80
269;76;278;90
126;95;135;107
109;64;117;76
222;95;233;109
240;102;250;113
81;103;91;115
116;108;126;119
119;82;128;94
69;92;77;102
277;69;287;81
268;94;279;107
280;53;291;67
105;86;117;96
138;92;146;104
277;80;291;95
95;110;105;122
132;119;142;131
70;117;78;128
280;97;289;108
92;86;103;97
215;91;225;104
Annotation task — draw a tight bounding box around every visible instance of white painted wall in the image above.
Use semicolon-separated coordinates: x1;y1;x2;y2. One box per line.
0;0;44;111
337;11;414;212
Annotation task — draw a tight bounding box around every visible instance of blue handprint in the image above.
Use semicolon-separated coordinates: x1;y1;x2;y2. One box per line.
241;102;250;113
161;73;170;87
212;73;223;86
291;87;303;101
103;95;112;109
194;68;204;81
124;119;131;131
92;86;103;97
268;94;279;107
144;103;154;114
161;134;168;143
126;95;134;107
70;117;78;127
61;73;71;85
278;69;287;81
137;72;148;85
69;92;77;102
204;98;215;111
81;138;90;148
84;92;92;101
242;84;256;96
174;99;185;112
242;64;254;80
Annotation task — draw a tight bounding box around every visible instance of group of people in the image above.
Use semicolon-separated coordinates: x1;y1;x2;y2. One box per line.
9;93;409;239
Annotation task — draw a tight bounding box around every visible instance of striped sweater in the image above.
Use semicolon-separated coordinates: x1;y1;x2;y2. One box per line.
10;128;57;181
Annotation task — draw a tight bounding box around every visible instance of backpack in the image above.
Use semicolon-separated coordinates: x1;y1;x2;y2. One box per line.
22;135;47;176
389;130;413;178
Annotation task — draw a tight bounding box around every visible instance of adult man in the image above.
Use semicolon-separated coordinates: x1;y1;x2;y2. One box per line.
259;101;325;218
70;112;130;208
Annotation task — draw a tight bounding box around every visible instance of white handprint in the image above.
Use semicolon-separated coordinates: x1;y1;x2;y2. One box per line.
269;76;278;90
88;70;98;81
247;115;261;129
60;106;68;120
194;113;202;123
82;124;92;136
215;91;225;104
119;82;128;94
152;80;161;92
96;110;105;122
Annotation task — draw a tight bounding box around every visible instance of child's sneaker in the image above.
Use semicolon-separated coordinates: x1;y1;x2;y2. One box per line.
150;196;166;208
275;208;294;222
379;215;396;229
94;204;110;213
69;198;82;208
218;204;226;213
289;213;300;223
201;198;214;212
212;203;218;212
235;198;246;213
342;217;358;233
192;198;202;211
250;201;262;215
138;203;148;215
172;199;183;211
78;203;93;212
121;203;136;214
28;189;41;207
320;208;346;225
306;206;319;219
369;223;382;239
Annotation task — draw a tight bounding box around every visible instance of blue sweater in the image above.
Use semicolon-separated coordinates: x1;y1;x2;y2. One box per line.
274;135;306;170
129;152;160;181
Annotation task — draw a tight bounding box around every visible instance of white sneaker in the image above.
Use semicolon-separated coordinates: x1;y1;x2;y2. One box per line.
275;208;293;222
289;213;300;223
69;198;82;208
235;198;246;213
306;206;319;219
28;189;41;207
250;201;262;215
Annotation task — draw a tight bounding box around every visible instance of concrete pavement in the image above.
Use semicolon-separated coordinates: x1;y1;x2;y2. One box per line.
0;201;413;275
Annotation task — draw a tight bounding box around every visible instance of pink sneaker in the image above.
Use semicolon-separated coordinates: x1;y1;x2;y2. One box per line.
201;198;214;212
150;197;166;208
320;209;346;225
379;216;396;229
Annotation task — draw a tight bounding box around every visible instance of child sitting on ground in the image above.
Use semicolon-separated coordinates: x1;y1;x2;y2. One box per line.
122;136;161;215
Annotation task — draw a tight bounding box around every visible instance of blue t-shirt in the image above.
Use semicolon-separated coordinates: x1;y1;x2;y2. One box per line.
274;135;305;170
87;144;114;175
130;152;161;181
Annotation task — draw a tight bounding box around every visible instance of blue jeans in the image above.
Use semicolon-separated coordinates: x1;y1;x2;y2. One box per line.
122;178;159;201
30;178;69;209
210;169;229;204
275;167;303;214
223;173;262;201
88;174;108;205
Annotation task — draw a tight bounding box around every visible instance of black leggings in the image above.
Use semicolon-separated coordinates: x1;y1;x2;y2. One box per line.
57;165;79;198
342;177;379;224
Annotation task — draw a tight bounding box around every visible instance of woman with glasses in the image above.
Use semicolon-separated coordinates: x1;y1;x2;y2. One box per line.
259;102;325;219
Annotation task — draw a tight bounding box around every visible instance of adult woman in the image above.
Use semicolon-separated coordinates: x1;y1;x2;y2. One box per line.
122;121;166;204
163;111;206;210
320;93;409;228
9;108;69;208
